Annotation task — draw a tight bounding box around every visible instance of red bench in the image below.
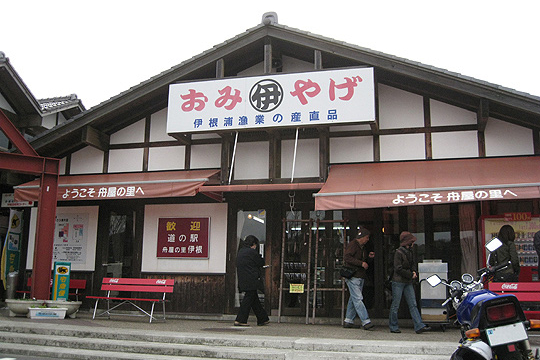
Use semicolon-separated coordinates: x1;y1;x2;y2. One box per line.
87;278;174;323
17;278;86;301
488;282;540;320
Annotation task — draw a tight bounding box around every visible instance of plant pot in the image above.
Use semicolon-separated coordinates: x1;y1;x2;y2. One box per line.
28;307;67;319
5;299;38;317
44;300;82;318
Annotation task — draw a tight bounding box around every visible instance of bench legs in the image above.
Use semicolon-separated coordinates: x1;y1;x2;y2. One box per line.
92;299;166;323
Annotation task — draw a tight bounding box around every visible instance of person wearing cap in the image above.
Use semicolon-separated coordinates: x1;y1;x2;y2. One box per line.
342;226;375;330
389;231;431;334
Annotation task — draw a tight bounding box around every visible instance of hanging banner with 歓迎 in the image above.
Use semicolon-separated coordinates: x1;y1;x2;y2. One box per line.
1;209;23;289
157;217;210;258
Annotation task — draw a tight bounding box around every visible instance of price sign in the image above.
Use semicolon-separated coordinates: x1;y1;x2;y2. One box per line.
504;212;532;222
289;284;305;293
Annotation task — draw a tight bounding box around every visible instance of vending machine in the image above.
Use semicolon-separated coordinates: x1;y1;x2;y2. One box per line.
480;213;540;282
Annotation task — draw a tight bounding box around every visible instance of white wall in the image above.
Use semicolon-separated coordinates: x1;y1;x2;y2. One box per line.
110;119;145;144
234;141;269;180
380;133;425;161
142;203;228;273
190;143;221;169
150;108;176;142
108;148;144;172
378;84;424;129
430;99;476;126
148;146;186;170
330;136;373;163
281;138;319;178
432;131;479;159
70;146;104;174
485;117;534;156
26;206;98;271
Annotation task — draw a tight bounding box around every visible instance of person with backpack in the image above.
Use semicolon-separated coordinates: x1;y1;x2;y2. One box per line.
388;231;431;334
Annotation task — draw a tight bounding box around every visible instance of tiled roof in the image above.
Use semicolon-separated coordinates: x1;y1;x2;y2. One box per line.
38;94;81;113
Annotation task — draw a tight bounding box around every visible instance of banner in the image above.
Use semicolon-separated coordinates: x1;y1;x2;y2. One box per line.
1;209;23;289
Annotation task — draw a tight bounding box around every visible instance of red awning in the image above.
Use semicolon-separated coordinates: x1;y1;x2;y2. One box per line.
14;169;220;201
314;157;540;210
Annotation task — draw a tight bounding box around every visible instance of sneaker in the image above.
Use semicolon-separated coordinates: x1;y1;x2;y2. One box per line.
363;322;375;331
390;329;401;333
234;321;249;326
257;320;270;326
415;325;431;334
343;322;361;329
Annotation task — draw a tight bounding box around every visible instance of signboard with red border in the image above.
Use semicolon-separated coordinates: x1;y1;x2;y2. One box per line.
156;217;209;258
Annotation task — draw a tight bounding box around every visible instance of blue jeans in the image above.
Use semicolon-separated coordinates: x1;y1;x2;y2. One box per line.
389;281;426;332
344;277;371;325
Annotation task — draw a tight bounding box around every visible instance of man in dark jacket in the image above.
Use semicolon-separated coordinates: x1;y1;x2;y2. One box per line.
235;235;270;326
388;231;430;334
343;226;375;330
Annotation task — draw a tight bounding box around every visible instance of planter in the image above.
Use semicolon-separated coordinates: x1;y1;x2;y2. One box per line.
45;300;82;318
5;299;38;317
5;299;82;318
28;307;67;319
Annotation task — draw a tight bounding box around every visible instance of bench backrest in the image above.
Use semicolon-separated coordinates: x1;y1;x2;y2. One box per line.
101;278;174;293
26;278;87;289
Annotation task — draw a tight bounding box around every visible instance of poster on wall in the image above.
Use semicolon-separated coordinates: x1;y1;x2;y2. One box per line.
53;213;89;264
481;213;540;269
157;217;209;258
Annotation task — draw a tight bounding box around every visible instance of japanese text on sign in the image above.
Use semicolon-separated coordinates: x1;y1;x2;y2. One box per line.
392;189;518;205
157;217;210;258
61;186;144;200
167;68;375;134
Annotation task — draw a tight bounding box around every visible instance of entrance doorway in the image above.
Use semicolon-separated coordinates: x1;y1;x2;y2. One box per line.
98;206;137;281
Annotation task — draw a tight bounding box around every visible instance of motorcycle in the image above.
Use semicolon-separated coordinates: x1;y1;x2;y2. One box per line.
426;237;540;360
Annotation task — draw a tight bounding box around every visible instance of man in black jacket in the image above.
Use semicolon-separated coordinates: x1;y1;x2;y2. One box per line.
235;235;270;326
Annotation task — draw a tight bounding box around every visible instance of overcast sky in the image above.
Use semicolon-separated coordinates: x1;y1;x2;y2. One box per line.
2;0;539;109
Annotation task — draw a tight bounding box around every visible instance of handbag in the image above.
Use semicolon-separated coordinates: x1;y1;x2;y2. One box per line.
340;266;356;279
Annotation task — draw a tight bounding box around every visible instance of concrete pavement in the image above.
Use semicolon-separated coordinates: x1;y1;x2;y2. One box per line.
0;308;462;359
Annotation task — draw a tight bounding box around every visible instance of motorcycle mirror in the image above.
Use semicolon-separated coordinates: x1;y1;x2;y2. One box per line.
426;274;442;287
486;237;503;252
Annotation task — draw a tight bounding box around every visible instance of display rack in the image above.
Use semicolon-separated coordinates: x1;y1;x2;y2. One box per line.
310;219;347;324
278;218;313;324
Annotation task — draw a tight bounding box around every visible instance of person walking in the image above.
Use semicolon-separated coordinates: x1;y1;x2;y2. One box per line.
343;226;375;330
389;231;431;334
234;235;270;326
489;225;520;282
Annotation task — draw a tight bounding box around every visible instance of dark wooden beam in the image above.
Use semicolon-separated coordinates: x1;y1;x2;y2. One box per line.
82;125;110;151
264;41;272;74
478;99;489;132
216;58;225;79
171;133;192;145
314;50;322;70
318;127;329;181
424;97;432;159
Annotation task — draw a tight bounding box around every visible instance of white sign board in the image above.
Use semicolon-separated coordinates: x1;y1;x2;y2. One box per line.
167;67;375;134
1;193;34;207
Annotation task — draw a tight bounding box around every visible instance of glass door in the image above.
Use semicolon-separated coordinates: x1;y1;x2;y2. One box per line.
234;209;267;308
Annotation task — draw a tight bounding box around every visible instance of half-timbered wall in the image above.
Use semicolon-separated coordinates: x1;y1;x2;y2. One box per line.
62;80;536;177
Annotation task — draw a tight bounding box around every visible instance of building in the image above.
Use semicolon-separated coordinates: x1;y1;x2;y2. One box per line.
2;13;540;320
